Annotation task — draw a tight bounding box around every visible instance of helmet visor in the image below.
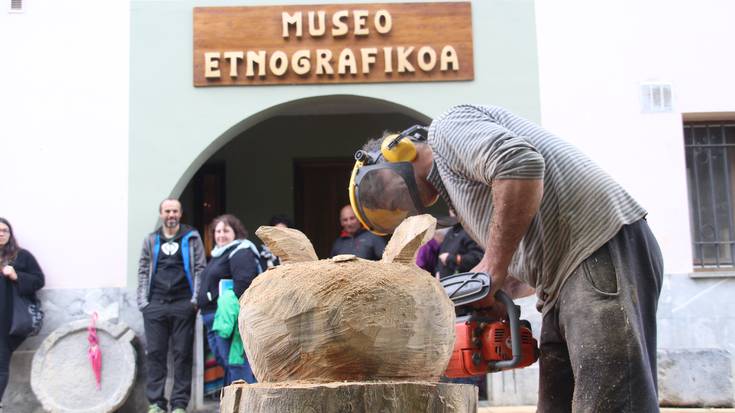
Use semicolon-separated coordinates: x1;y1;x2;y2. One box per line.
353;162;423;235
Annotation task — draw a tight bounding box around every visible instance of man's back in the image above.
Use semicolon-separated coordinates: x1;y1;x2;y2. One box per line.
428;104;646;312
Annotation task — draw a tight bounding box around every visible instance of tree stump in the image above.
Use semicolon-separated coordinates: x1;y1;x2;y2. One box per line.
221;381;477;413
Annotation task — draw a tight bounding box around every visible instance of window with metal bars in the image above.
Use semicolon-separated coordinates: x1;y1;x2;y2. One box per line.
10;0;23;11
685;121;735;269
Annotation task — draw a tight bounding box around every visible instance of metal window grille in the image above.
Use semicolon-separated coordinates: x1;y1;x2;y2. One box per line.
684;122;735;269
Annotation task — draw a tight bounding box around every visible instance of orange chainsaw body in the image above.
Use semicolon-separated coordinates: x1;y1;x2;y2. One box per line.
445;319;539;378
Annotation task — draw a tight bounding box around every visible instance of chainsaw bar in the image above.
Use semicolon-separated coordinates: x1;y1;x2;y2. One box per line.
440;272;491;307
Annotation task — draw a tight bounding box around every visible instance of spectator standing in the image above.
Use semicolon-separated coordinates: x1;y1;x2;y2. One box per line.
416;227;447;275
0;218;44;410
197;214;261;385
137;199;205;413
330;205;386;260
435;222;484;278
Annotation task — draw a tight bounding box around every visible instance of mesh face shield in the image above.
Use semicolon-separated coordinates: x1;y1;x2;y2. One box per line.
349;160;426;235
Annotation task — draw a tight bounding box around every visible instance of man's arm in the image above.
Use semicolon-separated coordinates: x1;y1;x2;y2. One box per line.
471;178;542;302
136;237;152;310
191;233;207;306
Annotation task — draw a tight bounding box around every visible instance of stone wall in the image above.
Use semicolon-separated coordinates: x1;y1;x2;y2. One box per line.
486;275;735;407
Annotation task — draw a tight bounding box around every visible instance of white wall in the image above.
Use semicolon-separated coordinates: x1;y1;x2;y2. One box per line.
4;0;733;288
0;1;130;288
535;0;735;275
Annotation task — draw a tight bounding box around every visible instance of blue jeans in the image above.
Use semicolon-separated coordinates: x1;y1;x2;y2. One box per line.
201;312;231;383
228;361;257;384
201;312;257;385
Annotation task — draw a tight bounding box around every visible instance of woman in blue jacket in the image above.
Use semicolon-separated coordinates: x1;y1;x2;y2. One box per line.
196;214;261;385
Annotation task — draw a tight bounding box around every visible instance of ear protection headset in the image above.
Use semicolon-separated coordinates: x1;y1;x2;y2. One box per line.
349;125;430;235
379;125;429;163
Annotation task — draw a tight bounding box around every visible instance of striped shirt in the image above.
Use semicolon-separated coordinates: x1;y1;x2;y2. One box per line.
426;104;646;313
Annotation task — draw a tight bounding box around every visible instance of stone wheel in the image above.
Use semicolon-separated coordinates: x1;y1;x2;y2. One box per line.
30;320;136;413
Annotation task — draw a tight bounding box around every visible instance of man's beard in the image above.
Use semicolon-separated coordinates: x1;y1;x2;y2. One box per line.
165;219;179;228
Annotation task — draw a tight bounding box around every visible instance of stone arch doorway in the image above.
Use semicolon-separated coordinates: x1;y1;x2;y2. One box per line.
175;95;431;258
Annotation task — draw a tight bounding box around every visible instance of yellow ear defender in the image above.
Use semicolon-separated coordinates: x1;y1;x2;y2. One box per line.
379;125;428;163
381;133;417;163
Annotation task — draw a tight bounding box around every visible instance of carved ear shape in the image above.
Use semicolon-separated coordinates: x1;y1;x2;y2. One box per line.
382;214;437;264
255;226;318;264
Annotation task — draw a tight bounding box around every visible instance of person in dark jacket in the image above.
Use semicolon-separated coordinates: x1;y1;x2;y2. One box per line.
330;205;386;260
435;222;484;278
0;217;44;409
136;199;205;413
197;214;261;385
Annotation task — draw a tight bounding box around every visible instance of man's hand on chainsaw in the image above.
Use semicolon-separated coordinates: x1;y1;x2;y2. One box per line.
469;260;535;309
473;296;509;321
468;258;507;308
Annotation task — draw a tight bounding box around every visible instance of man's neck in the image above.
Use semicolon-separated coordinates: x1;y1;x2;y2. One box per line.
162;226;180;239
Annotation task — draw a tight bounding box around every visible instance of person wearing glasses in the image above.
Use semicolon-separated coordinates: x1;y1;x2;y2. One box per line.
0;218;44;411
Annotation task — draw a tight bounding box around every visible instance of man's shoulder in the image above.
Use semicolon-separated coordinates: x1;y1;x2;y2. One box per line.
432;104;501;124
142;230;159;243
180;225;203;240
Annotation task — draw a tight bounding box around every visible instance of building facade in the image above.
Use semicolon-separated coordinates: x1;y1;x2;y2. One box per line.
2;0;734;410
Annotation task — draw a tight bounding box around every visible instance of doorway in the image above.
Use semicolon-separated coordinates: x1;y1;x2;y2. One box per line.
294;158;355;258
180;110;426;252
176;96;432;410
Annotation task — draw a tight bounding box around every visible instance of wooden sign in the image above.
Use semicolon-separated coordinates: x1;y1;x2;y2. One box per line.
193;2;473;86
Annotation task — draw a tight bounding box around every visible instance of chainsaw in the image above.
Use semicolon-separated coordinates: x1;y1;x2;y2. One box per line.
441;272;539;378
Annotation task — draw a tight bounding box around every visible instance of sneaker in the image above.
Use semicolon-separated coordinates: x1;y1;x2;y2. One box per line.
171;408;187;413
147;404;165;413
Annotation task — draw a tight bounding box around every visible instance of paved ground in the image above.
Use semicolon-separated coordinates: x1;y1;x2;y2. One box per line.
478;408;735;413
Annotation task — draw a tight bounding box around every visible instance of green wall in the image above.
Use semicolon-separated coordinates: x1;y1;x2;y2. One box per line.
183;113;419;236
129;0;540;286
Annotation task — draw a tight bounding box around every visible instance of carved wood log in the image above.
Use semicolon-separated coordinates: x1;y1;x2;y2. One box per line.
243;215;454;382
382;214;436;264
254;226;318;263
220;381;477;413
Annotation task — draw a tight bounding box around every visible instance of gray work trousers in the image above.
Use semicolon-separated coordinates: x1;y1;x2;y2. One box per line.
537;219;663;413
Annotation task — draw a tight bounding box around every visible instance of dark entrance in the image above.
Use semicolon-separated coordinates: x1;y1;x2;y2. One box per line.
294;158;354;259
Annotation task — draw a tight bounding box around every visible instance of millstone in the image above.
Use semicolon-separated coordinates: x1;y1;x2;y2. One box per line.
30;319;136;413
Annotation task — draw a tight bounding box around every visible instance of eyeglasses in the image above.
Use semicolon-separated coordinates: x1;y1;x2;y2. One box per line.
0;229;10;234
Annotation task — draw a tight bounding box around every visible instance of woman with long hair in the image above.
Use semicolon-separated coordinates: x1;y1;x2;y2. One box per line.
0;218;44;408
196;214;261;385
